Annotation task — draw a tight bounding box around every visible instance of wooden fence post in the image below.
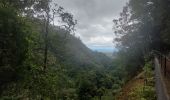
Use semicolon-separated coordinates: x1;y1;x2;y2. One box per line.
164;56;167;76
161;55;162;68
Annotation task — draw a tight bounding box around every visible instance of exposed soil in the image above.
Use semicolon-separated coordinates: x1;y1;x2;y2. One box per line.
116;72;145;100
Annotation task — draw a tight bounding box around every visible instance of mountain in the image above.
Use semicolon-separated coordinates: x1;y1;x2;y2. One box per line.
49;27;112;70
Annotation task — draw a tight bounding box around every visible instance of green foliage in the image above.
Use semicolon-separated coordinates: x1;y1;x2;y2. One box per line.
0;1;30;89
2;0;169;99
113;0;170;80
128;85;156;100
143;61;153;78
76;71;115;100
111;1;170;99
128;61;156;100
0;0;115;99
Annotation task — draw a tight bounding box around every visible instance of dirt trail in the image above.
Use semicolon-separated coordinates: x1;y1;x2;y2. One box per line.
116;72;144;100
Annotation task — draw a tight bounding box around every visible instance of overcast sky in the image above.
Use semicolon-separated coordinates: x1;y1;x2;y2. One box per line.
57;0;128;52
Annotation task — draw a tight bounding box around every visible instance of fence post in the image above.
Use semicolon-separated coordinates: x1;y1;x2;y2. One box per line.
161;55;162;68
164;56;167;76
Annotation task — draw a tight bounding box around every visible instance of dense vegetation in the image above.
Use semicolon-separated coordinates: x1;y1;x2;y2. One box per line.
1;0;170;99
113;0;170;79
0;0;119;99
112;0;170;99
115;59;156;100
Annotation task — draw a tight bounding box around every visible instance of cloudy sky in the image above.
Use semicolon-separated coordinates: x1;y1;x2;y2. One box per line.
57;0;128;52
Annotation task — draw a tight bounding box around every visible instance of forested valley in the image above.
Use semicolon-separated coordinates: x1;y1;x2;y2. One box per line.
0;0;170;100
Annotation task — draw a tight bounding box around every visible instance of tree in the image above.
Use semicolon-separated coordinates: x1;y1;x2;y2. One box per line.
0;1;29;89
38;1;77;70
112;0;170;77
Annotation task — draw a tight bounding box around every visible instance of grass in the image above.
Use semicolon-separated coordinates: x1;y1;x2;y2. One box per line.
116;61;157;100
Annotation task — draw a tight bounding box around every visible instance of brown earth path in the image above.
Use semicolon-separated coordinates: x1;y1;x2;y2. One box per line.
116;72;144;100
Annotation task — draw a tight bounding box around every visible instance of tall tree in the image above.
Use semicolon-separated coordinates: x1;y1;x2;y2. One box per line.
39;1;77;70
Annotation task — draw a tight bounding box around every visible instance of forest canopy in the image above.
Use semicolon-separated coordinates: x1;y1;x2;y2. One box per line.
0;0;170;100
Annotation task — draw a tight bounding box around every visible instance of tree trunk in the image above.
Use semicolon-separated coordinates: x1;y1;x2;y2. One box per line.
99;96;102;100
43;10;50;71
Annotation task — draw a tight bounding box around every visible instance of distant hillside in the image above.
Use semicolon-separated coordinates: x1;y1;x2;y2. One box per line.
103;52;114;58
48;27;112;71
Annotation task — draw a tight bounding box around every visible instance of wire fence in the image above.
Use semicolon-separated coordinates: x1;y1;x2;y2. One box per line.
154;57;169;100
155;51;170;77
153;50;170;100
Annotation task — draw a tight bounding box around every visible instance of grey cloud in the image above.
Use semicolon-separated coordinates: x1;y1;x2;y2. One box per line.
56;0;128;49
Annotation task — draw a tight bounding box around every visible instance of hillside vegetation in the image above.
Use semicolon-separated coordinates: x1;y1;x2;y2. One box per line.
0;0;120;99
116;61;156;100
1;0;170;99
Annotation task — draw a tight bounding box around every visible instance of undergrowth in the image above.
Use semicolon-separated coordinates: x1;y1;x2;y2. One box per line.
128;61;157;100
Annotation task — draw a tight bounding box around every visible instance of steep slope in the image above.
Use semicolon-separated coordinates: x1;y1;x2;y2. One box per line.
116;72;145;100
48;27;112;70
